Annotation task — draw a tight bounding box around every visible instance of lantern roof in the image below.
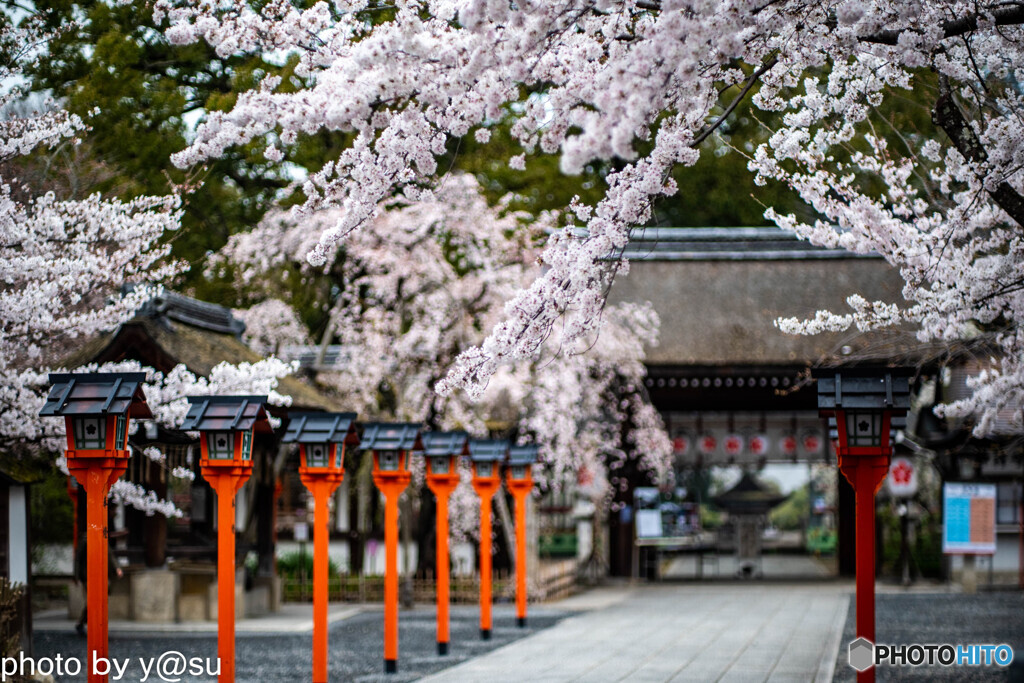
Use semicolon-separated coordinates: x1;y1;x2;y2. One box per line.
420;431;470;457
813;367;912;415
360;422;422;451
468;439;509;462
712;471;788;514
181;396;273;433
508;444;539;466
39;372;152;419
282;412;359;446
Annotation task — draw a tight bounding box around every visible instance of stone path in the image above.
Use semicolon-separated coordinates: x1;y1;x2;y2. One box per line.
422;582;850;683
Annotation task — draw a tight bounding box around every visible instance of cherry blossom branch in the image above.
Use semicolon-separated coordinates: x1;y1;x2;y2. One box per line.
692;54;778;148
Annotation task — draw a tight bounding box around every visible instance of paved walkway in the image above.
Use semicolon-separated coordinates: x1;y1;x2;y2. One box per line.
422;582;850;683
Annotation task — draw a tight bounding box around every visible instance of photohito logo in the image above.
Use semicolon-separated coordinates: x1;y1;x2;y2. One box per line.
848;637;1014;672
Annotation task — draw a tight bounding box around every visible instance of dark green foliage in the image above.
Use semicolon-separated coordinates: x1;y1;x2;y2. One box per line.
26;1;291;297
769;484;809;531
30;470;75;546
276;549;340;579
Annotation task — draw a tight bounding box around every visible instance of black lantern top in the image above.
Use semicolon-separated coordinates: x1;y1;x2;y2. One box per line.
421;431;470;457
181;395;273;433
813;367;912;416
360;422;423;452
814;367;912;452
39;372;152;419
283;412;360;447
508;445;539;466
469;439;509;463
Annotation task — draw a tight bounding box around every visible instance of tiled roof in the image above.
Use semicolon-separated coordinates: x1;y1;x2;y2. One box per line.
39;372;152;418
137;289;245;336
181;396;272;433
468;439;509;462
420;431;470;457
615;227;880;261
360;422;422;451
508;444;539;465
282;412;359;445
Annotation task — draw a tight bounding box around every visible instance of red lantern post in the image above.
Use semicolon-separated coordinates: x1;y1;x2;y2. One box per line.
39;373;151;683
283;412;359;683
417;431;470;655
468;439;509;640
182;396;273;683
815;368;910;683
506;445;539;628
362;422;423;674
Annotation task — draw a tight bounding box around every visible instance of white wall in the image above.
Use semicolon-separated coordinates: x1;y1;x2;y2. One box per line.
8;485;28;584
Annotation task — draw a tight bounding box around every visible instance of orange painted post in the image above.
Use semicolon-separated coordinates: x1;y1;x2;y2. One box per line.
39;372;150;683
305;477;341;682
468;439;508;640
372;475;410;673
506;445;538;628
477;481;498;639
183;395;273;683
427;474;460;652
419;431;469;655
206;473;248;683
363;422;422;675
285;413;359;683
507;478;531;627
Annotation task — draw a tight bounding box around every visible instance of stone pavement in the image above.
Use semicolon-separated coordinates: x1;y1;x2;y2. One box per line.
832;589;1024;682
422;582;850;682
33;603;571;682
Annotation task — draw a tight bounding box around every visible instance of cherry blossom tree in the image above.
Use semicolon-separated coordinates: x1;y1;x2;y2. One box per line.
157;0;1024;436
0;18;181;455
0;18;297;518
221;173;672;535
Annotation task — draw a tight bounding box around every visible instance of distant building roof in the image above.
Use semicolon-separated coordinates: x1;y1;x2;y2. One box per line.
134;288;246;337
617;227;881;261
607;229;910;366
63;293;341;412
280;345;355;371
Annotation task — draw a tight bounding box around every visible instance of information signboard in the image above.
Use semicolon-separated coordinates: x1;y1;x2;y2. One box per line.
942;483;996;555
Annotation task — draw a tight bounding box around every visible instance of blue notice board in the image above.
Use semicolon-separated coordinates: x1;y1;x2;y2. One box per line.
942;483;996;555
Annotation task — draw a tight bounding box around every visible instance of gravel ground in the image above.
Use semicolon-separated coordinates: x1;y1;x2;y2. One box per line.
832;591;1024;682
32;604;570;682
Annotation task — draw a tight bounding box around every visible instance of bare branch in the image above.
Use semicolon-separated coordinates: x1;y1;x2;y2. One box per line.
932;76;1024;227
861;4;1024;45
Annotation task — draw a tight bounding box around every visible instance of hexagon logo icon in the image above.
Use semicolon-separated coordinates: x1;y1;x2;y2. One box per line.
848;637;875;672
